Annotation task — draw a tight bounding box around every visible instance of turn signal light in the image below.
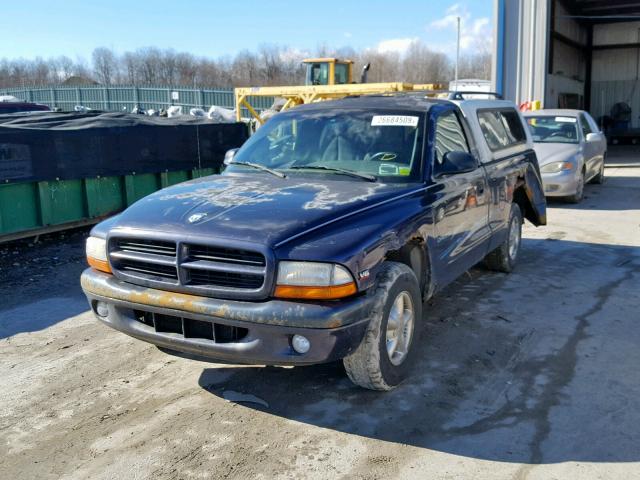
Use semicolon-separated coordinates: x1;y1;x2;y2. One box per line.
274;282;357;300
87;256;112;274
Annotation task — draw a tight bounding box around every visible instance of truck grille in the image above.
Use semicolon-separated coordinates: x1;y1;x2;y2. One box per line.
134;310;248;343
109;236;269;298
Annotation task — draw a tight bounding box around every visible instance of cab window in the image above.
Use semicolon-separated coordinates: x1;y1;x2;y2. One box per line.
433;110;470;166
307;63;329;85
334;63;349;84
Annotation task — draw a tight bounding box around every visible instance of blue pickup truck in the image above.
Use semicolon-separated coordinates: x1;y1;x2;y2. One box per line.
81;94;546;390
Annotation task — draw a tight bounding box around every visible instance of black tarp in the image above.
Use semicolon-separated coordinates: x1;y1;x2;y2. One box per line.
0;112;249;182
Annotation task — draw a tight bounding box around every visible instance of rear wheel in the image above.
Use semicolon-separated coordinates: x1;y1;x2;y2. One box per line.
484;203;522;273
343;262;422;391
566;169;585;203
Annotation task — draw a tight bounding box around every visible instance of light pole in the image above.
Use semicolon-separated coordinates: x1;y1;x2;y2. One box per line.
454;16;460;91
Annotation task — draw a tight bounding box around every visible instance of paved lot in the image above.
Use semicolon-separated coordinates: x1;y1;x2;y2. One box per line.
1;147;639;479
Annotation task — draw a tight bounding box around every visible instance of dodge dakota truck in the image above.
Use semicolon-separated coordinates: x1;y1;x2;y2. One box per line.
81;94;546;390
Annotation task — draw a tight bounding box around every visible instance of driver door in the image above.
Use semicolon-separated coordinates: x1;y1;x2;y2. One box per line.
430;107;491;285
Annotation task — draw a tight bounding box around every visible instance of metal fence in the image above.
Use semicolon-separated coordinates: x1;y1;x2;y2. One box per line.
0;85;274;115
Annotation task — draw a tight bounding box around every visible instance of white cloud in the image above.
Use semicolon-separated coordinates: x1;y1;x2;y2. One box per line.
376;37;419;55
431;3;464;29
344;32;353;39
429;4;492;53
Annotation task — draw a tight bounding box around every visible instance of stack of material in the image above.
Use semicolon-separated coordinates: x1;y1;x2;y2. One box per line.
0;112;249;183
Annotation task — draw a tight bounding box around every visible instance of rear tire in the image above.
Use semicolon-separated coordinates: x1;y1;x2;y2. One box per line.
343;262;422;391
484;203;522;273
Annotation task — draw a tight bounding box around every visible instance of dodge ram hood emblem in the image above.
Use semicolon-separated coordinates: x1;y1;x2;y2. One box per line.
187;213;208;223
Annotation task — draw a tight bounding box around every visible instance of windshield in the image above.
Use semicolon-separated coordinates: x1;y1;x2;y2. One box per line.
526;116;579;144
229;108;425;182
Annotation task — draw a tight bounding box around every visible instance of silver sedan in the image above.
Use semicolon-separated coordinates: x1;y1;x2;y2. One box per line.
524;109;606;203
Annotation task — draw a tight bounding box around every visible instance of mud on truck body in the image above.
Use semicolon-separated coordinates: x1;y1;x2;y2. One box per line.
81;95;546;390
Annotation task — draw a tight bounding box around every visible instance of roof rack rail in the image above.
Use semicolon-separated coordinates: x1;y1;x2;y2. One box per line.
357;90;503;101
408;90;503;100
445;91;503;100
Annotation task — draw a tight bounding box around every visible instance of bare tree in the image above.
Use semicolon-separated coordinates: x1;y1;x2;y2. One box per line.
0;41;491;90
92;47;118;85
122;52;138;84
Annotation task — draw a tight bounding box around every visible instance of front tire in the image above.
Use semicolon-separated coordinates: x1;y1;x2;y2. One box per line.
591;159;605;184
343;262;422;391
566;169;585;203
484;203;522;273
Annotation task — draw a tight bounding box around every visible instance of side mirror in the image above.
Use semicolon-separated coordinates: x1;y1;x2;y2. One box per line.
435;151;477;177
585;132;600;143
223;148;239;166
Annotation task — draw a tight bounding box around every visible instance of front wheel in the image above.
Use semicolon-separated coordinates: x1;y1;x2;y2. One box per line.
343;262;422;391
566;170;585;203
591;159;605;185
484;203;522;273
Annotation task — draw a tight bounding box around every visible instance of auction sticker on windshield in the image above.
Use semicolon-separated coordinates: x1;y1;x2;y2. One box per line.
555;117;576;123
371;115;419;127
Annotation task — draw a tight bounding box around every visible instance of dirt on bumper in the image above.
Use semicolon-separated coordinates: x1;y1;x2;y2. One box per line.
80;268;373;365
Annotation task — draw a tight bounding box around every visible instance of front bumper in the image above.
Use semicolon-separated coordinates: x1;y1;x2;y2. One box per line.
81;269;373;365
541;170;580;197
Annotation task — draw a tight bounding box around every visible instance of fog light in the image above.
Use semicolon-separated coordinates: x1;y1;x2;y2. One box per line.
292;334;310;354
95;301;109;318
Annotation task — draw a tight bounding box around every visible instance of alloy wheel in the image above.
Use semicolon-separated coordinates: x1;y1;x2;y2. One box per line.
385;291;415;366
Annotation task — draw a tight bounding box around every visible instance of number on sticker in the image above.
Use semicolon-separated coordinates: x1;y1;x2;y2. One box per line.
371;115;419;127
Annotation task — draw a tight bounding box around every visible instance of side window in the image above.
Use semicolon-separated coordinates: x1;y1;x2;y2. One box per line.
478;111;510;151
434;110;470;165
334;63;348;84
478;109;526;152
500;109;526;144
580;114;594;137
308;63;329;85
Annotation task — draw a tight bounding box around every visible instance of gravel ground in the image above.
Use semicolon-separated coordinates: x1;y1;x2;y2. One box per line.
1;147;639;479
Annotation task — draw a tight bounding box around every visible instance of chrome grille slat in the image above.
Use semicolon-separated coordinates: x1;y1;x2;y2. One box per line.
116;240;176;256
188;244;266;266
187;270;264;289
181;259;265;275
188;253;263;265
123;265;178;278
110;250;177;267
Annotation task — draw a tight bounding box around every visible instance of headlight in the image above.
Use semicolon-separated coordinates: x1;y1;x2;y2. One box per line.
274;261;357;300
86;236;111;274
541;161;575;173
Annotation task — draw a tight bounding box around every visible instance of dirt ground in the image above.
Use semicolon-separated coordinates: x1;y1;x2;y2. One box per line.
1;147;639;480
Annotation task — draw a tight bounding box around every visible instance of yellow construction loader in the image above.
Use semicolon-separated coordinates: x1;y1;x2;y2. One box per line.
234;57;445;123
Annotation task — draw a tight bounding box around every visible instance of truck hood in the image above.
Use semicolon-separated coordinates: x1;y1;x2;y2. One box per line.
109;173;420;247
533;142;580;166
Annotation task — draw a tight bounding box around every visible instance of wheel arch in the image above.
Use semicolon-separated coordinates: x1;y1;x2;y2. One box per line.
384;237;434;300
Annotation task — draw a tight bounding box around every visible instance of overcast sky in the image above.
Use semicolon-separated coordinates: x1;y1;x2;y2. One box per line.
2;1;493;60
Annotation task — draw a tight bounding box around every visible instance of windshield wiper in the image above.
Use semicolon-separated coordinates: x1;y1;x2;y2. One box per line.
228;161;286;178
288;165;376;182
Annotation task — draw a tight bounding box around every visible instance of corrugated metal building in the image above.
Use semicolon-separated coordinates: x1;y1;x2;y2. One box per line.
494;0;640;131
